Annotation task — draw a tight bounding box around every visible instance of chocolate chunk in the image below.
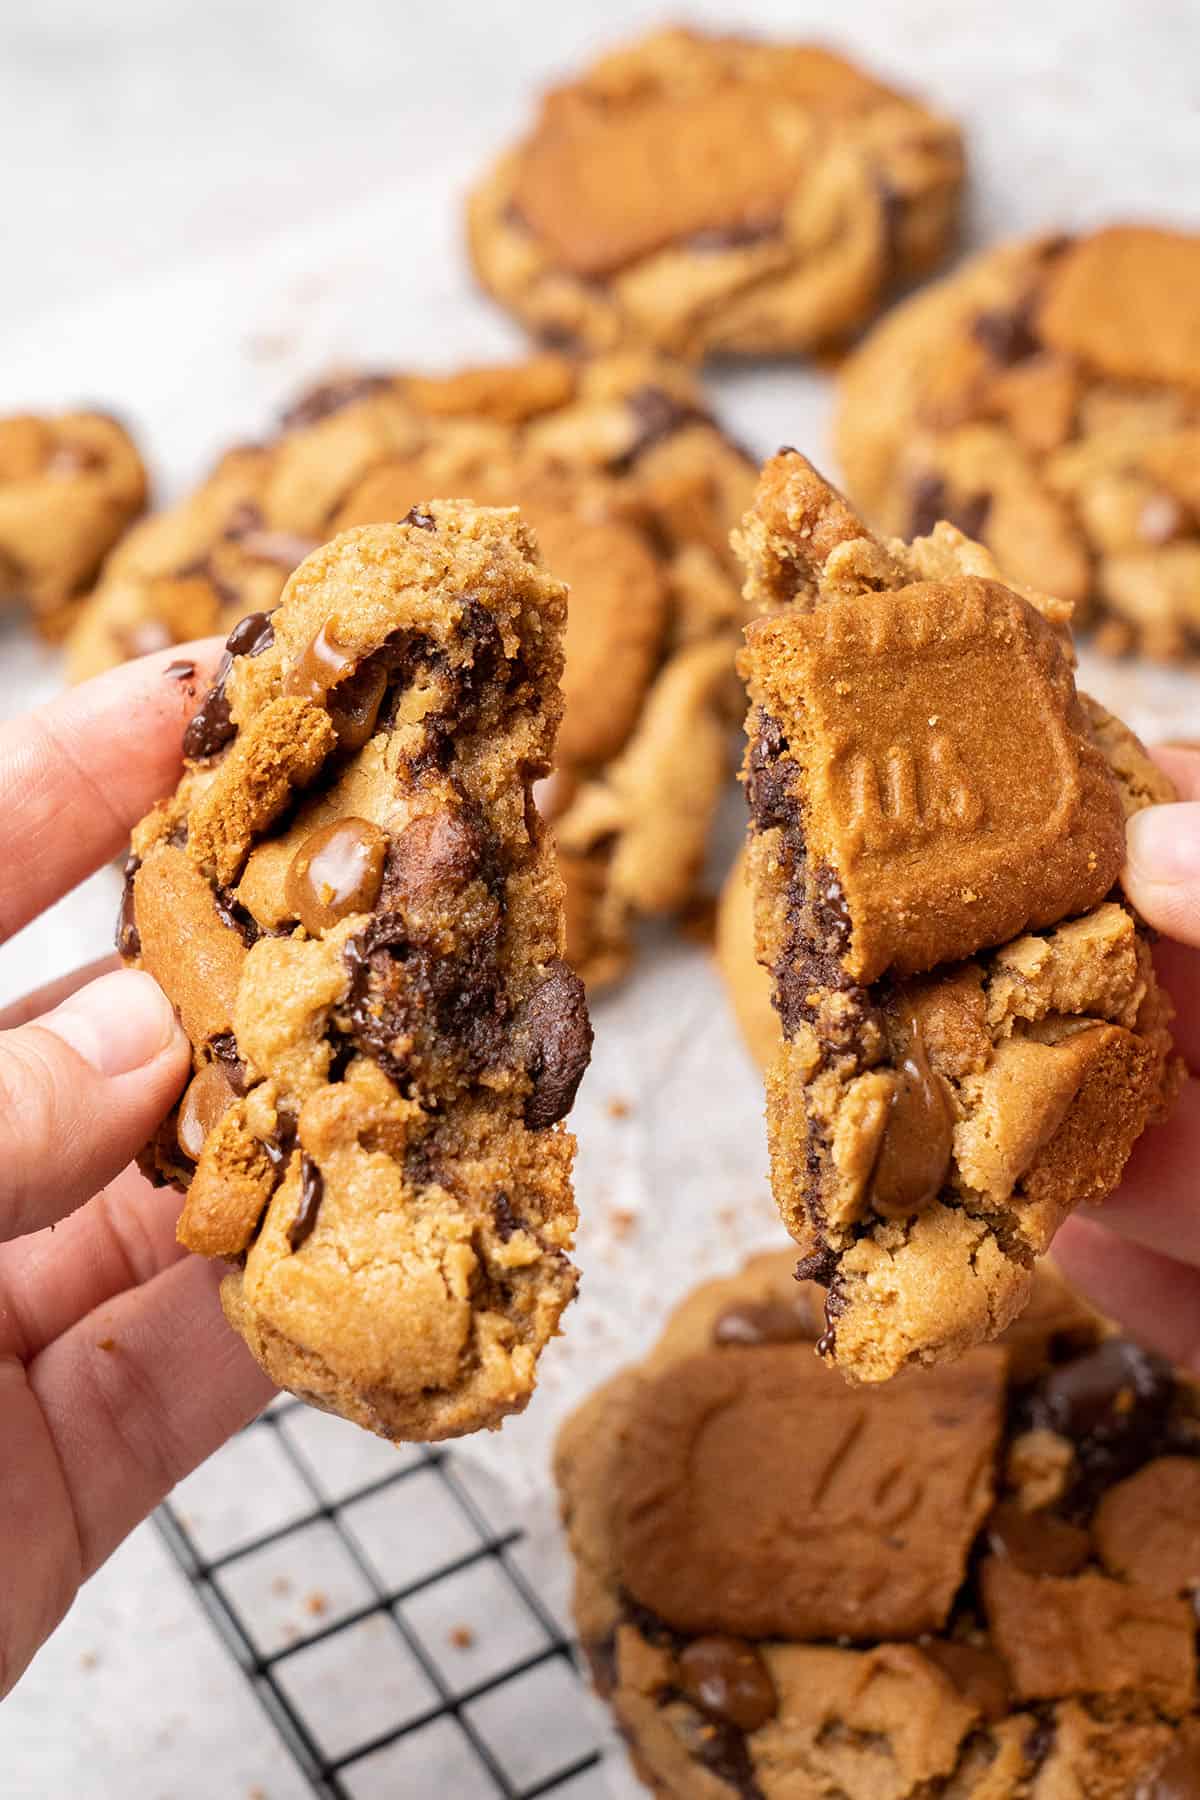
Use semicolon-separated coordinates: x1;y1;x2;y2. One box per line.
908;473;993;543
794;1245;837;1287
402;506;437;531
165;659;196;681
985;1501;1092;1576
971;297;1041;366
612;384;713;473
224;608;277;659
344;910;508;1088
260;1113;297;1175
867;1008;954;1218
208;1031;250;1094
920;1639;1012;1722
493;1192;522;1240
285;817;387;937
182;609;275;760
212;885;261;947
385;811;482;906
283;618;358;704
176;1061;237;1163
712;1298;815;1347
279;372;389;430
288;1153;324;1251
1136;1744;1200;1799
516;958;592;1129
677;1635;777;1733
116;854;141;957
746;711;800;835
1026;1338;1176;1504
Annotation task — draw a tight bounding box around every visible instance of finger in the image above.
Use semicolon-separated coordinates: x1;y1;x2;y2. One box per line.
0;1165;185;1362
29;1252;274;1580
1074;1077;1200;1266
1051;1217;1200;1372
1152;745;1200;801
0;954;119;1032
0;968;189;1243
0;637;223;942
1123;800;1200;947
1153;936;1200;1072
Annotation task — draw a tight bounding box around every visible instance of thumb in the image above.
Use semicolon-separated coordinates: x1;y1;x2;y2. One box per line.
1123;801;1200;949
0;968;189;1242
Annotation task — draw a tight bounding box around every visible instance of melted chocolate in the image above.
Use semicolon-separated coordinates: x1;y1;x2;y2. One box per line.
677;1635;777;1732
279;372;389;430
116;854;141;956
288;1153;324;1251
182;609;276;761
611;385;714;474
908;474;992;544
515;958;593;1129
1024;1338;1176;1510
285;817;387;936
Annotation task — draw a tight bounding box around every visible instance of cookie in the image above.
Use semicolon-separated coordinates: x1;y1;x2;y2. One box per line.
71;351;755;987
467;27;963;361
837;226;1200;660
0;409;146;636
737;452;1180;1383
558;1251;1200;1799
715;845;778;1071
119;503;591;1441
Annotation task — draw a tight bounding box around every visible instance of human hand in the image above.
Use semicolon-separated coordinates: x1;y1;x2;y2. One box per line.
1053;745;1200;1368
0;646;274;1699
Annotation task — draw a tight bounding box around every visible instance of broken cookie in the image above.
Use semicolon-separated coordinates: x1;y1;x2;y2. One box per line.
468;26;963;360
120;503;591;1440
557;1252;1200;1798
738;453;1180;1382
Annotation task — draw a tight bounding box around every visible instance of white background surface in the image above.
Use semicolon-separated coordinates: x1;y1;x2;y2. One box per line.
3;3;1199;1796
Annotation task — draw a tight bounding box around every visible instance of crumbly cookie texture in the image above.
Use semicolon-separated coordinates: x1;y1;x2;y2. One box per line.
71;351;755;988
120;505;591;1441
467;27;963;361
0;409;146;635
558;1251;1200;1799
737;453;1180;1383
837;225;1200;660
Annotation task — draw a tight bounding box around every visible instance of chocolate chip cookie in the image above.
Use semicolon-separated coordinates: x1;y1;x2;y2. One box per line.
467;27;963;362
838;226;1200;660
737;452;1180;1383
120;503;591;1441
72;351;755;987
0;409;146;636
558;1251;1200;1798
715;845;778;1073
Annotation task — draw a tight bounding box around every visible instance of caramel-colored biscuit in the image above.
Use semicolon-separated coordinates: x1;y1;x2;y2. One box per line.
468;27;963;361
556;1252;1200;1798
837;226;1200;660
121;504;590;1441
0;409;146;635
737;453;1180;1382
70;352;755;989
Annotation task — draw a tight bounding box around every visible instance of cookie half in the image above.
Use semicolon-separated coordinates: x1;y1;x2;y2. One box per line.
72;352;755;987
0;409;145;636
467;27;963;361
120;503;590;1440
837;226;1200;660
557;1252;1200;1798
737;452;1180;1382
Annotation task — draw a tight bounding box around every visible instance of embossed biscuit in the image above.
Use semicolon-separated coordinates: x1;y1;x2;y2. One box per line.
467;26;963;361
70;351;755;989
837;226;1200;660
737;454;1180;1383
120;504;590;1441
744;579;1125;984
555;1252;1200;1798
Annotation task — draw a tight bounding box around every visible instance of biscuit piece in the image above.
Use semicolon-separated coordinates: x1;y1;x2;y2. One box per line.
467;27;963;361
837;226;1200;660
556;1252;1200;1799
72;352;755;987
120;505;591;1440
738;453;1180;1382
0;410;145;635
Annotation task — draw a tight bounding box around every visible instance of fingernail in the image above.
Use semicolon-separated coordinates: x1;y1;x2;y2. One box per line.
1126;802;1200;887
42;969;182;1077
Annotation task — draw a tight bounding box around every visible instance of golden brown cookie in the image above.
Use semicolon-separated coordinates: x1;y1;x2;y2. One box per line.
837;226;1200;660
467;27;963;361
120;504;591;1441
0;409;146;635
737;453;1180;1383
71;352;755;988
557;1252;1200;1799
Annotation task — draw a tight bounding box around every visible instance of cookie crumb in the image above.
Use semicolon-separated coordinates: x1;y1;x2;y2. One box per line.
607;1096;632;1120
270;1575;292;1597
449;1624;476;1649
610;1208;637;1239
97;1337;116;1353
80;1650;100;1671
304;1590;328;1616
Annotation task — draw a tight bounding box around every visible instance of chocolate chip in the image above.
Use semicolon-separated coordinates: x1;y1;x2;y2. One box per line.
285;818;388;937
176;1061;236;1162
1136;1744;1200;1799
260;1114;297;1175
919;1639;1012;1722
794;1245;837;1287
165;659;196;680
611;385;713;474
1026;1338;1176;1504
116;854;141;957
516;959;592;1129
908;474;992;542
402;506;437;531
208;1031;250;1094
385;811;482;906
867;1008;954;1219
182;609;275;760
712;1298;816;1348
212;885;261;947
288;1153;324;1251
677;1636;777;1733
223;608;276;660
984;1501;1091;1577
493;1192;522;1241
279;372;389;430
971;298;1041;366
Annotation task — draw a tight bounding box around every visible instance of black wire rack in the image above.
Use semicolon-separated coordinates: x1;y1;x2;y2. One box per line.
154;1395;606;1798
